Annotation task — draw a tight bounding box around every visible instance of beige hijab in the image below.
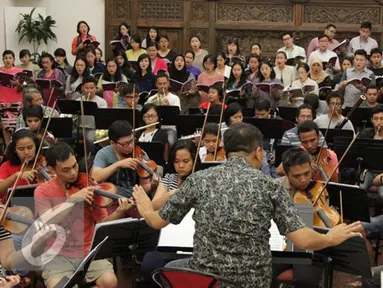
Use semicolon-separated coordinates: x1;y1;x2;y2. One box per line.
310;58;329;84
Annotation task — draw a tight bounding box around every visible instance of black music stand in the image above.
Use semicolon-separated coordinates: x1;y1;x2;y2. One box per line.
275;144;295;167
53;236;109;288
314;228;371;288
278;106;298;123
137;142;166;168
176;115;220;137
93;108;142;130
326;182;370;222
243;117;285;139
155;106;180;126
343;107;373;129
7;185;37;213
319;129;353;146
187;107;254;118
41;118;73;138
90;218;160;288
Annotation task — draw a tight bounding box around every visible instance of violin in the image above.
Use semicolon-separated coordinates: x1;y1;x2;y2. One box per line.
205;146;226;162
0;205;34;235
134;146;158;179
313;147;336;182
294;181;340;228
28;154;55;183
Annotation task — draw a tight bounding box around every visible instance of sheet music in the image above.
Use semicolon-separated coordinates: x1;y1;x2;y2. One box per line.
158;209;285;252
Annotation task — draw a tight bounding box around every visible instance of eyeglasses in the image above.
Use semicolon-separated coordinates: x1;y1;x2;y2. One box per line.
116;139;134;147
143;114;158;119
329;102;342;106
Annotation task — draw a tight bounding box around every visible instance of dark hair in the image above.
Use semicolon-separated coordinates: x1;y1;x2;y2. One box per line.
147;41;159;50
227;38;241;56
22;105;43;122
6;129;39;165
136;54;152;76
202;54;217;70
156;72;169;82
168;139;197;176
102;57;123;82
202;122;219;139
282;147;311;174
190;35;202;47
209;83;224;101
251;43;262;52
276;51;287;59
82;74;97;85
281;32;293;39
46;142;75;168
118;22;130;39
258;61;276;81
70;57;89;84
38;53;56;69
325;24;337;30
54;48;69;65
224;123;263;156
19;49;31;59
108;120;133;142
304;93;319;111
95;48;103;59
370;47;382;57
114;49;133;78
122;83;140;95
341;56;354;68
354;49;368;59
318;34;330;41
76;20;90;35
223;103;242;126
145;26;160;45
254;97;271;112
159;35;170;43
361;21;372;30
372;105;383;116
2;50;15;59
247;53;262;67
296;104;315;119
366;84;379;93
85;48;99;65
326;91;344;105
227;62;247;87
297;63;310;73
141;103;161;128
130;34;142;48
185;50;195;60
297;120;319;137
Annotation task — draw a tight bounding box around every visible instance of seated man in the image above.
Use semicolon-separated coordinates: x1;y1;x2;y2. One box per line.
360;85;380;108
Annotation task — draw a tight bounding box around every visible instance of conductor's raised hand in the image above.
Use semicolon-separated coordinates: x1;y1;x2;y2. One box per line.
327;221;362;247
133;185;153;216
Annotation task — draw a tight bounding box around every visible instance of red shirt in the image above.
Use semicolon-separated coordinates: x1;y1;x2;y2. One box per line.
34;177;108;257
199;102;227;109
152;58;168;74
0;67;23;103
0;161;32;204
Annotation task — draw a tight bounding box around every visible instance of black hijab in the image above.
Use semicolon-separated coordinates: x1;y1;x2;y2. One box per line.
169;54;190;83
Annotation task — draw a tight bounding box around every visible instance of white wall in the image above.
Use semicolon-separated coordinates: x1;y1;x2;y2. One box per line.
1;0;105;64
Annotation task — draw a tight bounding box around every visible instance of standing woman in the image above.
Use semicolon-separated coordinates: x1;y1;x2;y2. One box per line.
190;36;208;72
71;20;97;57
130;54;156;94
36;53;66;107
125;35;147;62
157;35;177;64
86;48;105;76
225;61;252;105
185;50;201;80
117;22;131;49
146;42;168;74
225;38;245;66
114;50;134;79
97;57;127;107
197;54;224;103
65;57;89;100
169;54;198;113
141;26;160;49
251;43;262;56
54;48;73;76
216;52;232;79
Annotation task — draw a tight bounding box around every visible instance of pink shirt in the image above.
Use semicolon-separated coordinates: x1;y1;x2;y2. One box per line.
197;72;224;103
35;177;108;257
306;37;340;57
0;67;23;103
151;58;168;74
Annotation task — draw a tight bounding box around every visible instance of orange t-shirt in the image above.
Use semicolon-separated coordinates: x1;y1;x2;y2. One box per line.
71;34;97;55
34;177;108;257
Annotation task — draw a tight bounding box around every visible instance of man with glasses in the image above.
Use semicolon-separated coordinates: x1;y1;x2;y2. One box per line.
119;84;143;111
91;120;153;198
307;24;339;57
308;35;340;72
349;22;378;55
277;32;306;63
314;91;355;133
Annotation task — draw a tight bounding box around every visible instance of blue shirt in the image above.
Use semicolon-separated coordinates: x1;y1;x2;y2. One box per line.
186;65;201;80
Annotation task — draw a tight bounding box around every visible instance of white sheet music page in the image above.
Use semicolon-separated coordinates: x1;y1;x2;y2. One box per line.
269;220;285;251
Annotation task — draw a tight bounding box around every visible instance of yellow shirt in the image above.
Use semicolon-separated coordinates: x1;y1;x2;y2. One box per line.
125;49;147;61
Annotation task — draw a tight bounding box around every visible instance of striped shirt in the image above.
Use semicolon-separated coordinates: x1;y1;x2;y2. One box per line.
0;226;11;276
281;126;326;146
160;173;179;190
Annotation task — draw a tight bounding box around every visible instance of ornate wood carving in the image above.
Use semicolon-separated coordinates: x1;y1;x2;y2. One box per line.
191;1;209;22
112;0;130;20
303;6;381;24
216;3;294;22
138;1;184;20
190;28;209;47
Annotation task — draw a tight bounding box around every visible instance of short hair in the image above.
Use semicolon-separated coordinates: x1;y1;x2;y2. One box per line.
168;139;197;175
141;103;161;127
361;21;372;30
23;88;42;107
370;47;382;57
297;63;310;73
122;83;140;95
184;50;195;59
296;104;315;119
82;75;97;85
156;72;169;82
2;50;15;59
304;93;319;111
202;54;217;70
297;120;319;137
76;20;90;34
202;122;219;139
108;120;133;142
326;91;344;105
354;49;368;59
19;49;31;59
282;147;311;174
146;41;159;50
130;34;142;47
366;84;379;93
276;51;287;59
224;123;263;156
372;105;383;116
281;32;293;39
254;97;271;112
46;142;75;168
54;48;67;58
325;24;337;30
22;105;43;122
223;103;242;126
318;35;330;41
6;129;39;165
209;83;224;101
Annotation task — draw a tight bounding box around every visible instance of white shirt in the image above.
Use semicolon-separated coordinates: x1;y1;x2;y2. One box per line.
290;78;319;96
146;92;181;109
139;129;158;142
274;65;297;87
348;36;378;55
278;45;306;61
199;146;207;162
308;49;340;70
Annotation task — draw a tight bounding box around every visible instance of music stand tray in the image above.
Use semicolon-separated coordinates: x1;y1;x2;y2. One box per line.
278;106;298;124
7;184;37;213
176;115;220;137
57;100;98;116
41;118;73;138
155;106;180;126
275;144;295;167
319;129;353;145
137;142;165;168
94;108;142;130
243;117;285;139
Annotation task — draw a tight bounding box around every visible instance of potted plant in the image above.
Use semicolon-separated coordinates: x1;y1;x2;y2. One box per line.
15;8;57;63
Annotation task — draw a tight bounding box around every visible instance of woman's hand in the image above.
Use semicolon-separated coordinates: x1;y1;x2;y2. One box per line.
0;275;20;288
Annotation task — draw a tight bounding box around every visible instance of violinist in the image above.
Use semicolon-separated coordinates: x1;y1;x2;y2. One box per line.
91;120;154;198
198;122;226;162
314;91;355;133
0;129;39;204
34;142;132;288
273;147;324;288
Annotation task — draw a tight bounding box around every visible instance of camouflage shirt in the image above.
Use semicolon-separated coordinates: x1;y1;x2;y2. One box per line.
159;156;305;287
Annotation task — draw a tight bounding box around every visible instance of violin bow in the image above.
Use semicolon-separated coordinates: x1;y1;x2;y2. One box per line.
32;100;58;170
312;131;360;207
213;83;228;161
80;93;90;187
192;102;211;174
132;84;136;159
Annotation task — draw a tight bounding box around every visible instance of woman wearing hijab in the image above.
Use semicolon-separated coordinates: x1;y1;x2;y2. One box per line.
309;58;332;100
168;54;199;113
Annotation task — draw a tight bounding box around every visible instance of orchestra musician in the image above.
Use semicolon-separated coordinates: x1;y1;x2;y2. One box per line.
198;122;226;162
133;123;361;288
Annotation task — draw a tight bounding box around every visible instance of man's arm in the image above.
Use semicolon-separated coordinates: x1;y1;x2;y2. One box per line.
92;162;121;183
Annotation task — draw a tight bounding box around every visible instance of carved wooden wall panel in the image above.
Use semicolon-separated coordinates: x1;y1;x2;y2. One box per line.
105;0;383;59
